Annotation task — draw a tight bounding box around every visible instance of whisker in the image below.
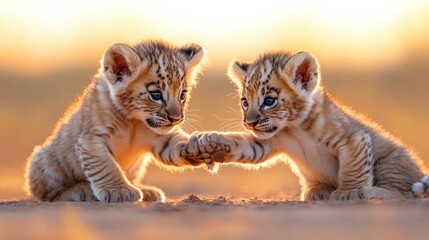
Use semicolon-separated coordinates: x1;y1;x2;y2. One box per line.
180;122;196;133
219;120;241;127
179;123;190;133
186;121;203;131
185;116;203;126
227;92;239;99
185;116;202;123
185;114;205;120
182;117;205;132
221;125;245;132
219;121;244;130
221;122;243;129
186;108;202;112
227;105;242;116
211;113;240;122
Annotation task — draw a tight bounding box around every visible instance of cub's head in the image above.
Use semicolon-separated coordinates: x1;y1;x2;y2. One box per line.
100;40;205;134
228;51;321;139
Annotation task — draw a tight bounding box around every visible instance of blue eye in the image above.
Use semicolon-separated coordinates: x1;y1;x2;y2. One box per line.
263;97;277;107
180;91;187;102
150;91;162;101
241;98;248;109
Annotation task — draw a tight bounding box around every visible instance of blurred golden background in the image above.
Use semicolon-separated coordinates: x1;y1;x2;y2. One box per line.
1;0;428;200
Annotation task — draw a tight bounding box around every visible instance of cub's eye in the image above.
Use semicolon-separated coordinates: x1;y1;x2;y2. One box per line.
149;91;163;101
241;98;249;109
180;91;187;102
263;97;277;107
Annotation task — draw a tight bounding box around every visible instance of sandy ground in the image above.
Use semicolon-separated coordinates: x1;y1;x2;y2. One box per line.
1;196;428;240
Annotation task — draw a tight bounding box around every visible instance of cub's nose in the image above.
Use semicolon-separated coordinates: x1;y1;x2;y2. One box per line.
244;119;259;129
167;115;182;124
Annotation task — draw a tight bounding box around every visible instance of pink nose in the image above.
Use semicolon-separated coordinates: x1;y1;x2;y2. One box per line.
167;115;182;124
244;119;259;130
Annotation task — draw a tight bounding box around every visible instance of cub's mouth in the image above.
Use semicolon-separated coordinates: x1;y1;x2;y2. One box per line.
263;126;278;133
253;126;277;133
146;118;182;129
249;126;278;139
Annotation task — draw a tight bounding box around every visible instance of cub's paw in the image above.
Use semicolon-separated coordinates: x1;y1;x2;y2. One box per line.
330;187;406;201
359;186;406;200
330;189;363;201
94;185;143;203
55;182;97;202
192;132;234;163
303;185;335;201
178;137;200;157
177;140;205;166
199;132;233;152
139;185;166;202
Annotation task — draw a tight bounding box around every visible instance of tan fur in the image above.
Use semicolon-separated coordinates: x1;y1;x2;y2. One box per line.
184;51;427;201
25;40;206;202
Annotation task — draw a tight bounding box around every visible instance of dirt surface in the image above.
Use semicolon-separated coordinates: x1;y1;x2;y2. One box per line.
1;196;428;240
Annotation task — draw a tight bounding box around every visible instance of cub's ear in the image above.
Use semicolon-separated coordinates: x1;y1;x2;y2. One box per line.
179;44;206;87
102;43;141;85
179;44;205;69
227;60;250;91
282;52;320;94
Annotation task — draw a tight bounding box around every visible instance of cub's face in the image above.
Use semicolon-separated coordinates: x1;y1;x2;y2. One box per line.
228;52;321;139
102;41;204;135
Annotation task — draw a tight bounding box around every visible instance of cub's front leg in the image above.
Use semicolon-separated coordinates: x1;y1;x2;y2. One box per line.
121;132;205;202
331;131;404;200
76;135;142;203
151;132;206;167
126;156;166;202
184;131;279;165
330;131;374;200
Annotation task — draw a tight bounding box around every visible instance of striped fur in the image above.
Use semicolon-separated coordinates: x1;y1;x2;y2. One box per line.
25;40;206;202
185;51;428;201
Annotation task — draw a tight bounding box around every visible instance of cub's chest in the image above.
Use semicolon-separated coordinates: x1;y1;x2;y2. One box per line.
280;130;339;181
107;126;151;170
281;130;333;157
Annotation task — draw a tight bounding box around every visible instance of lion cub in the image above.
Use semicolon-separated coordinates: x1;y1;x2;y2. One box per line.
184;51;429;200
26;40;205;202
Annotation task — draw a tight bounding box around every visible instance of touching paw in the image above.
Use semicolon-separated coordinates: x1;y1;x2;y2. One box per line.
193;132;234;163
94;184;143;203
180;136;200;157
179;132;235;171
177;140;204;166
